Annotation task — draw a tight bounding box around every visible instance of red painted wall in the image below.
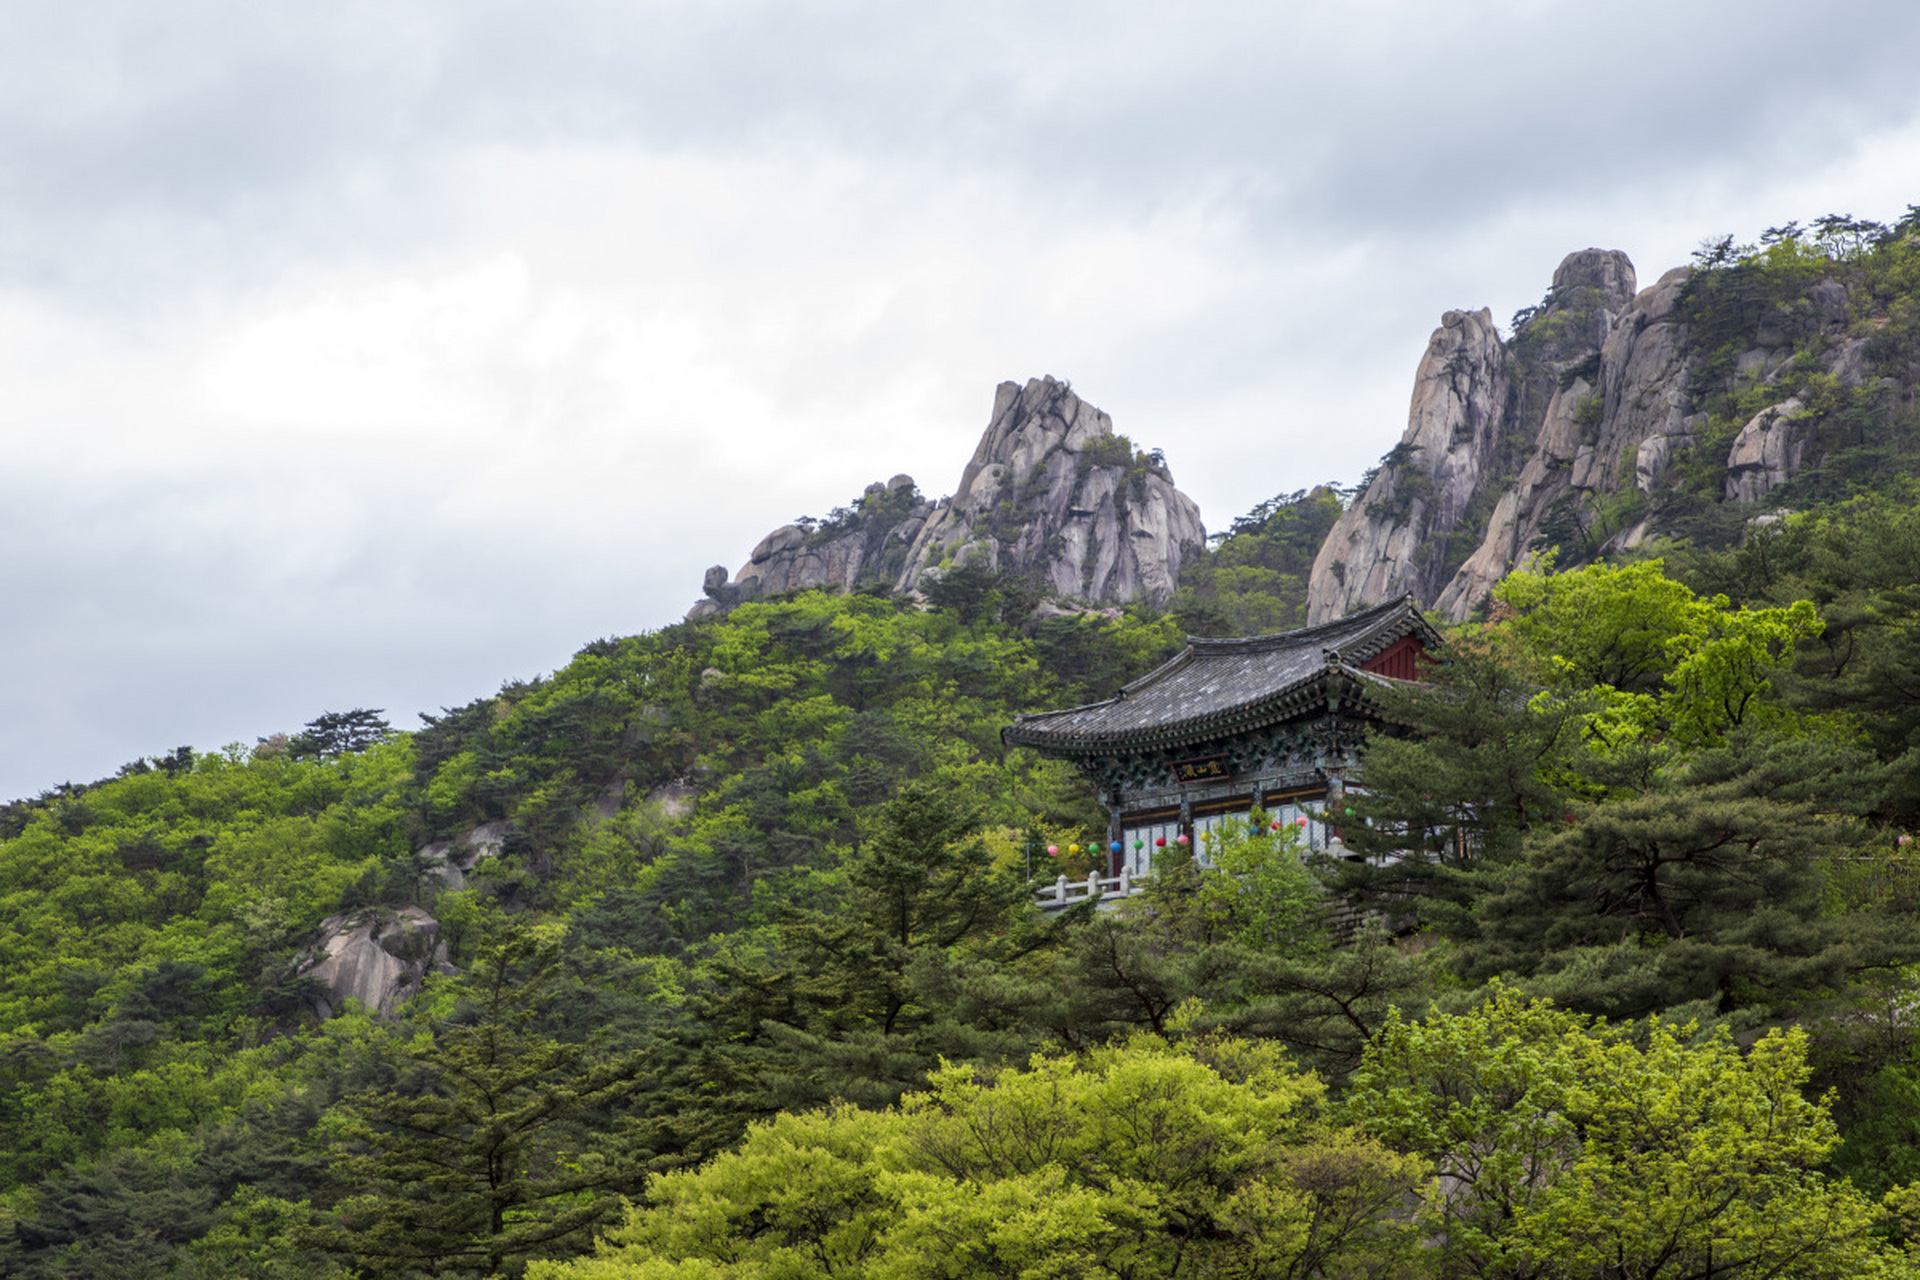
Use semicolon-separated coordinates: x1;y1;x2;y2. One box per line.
1360;635;1426;681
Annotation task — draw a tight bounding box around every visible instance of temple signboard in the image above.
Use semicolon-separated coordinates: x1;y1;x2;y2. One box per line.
1169;754;1229;785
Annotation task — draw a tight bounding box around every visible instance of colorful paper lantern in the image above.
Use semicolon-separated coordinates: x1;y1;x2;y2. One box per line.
1110;841;1122;853
1155;836;1166;847
1046;845;1059;856
1294;815;1309;827
1175;834;1189;845
1069;844;1080;854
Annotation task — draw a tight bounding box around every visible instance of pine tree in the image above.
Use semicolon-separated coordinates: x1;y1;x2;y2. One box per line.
659;780;1049;1142
307;932;648;1278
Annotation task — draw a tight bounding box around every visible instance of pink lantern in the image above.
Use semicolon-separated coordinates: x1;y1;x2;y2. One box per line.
1175;834;1189;845
1294;815;1309;827
1046;845;1059;856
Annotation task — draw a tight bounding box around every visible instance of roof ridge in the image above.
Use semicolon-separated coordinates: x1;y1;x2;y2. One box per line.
1002;594;1439;755
1183;594;1420;654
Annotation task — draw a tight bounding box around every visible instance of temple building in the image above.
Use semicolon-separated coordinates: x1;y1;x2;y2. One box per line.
1004;596;1439;877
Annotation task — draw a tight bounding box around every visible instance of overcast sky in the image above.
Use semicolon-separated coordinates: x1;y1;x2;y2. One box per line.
4;0;1919;800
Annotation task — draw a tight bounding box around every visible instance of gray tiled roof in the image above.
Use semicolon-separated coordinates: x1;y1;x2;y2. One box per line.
1004;595;1436;754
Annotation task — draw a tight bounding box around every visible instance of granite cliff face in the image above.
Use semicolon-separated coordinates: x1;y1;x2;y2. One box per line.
294;907;453;1018
1306;242;1906;623
689;377;1205;617
1309;250;1639;623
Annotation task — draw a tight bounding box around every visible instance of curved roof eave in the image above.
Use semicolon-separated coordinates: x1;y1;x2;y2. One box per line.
1001;596;1439;757
1005;662;1377;756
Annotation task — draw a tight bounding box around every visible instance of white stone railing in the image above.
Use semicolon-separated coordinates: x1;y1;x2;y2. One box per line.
1032;869;1148;911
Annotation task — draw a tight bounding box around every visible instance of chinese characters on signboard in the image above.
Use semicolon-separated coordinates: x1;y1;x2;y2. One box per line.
1169;754;1228;784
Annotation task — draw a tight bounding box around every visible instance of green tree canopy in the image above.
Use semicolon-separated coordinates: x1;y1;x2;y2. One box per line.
1350;987;1905;1280
533;1033;1422;1280
308;931;649;1278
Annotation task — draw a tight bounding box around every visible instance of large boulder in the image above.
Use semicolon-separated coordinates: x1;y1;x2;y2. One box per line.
1725;398;1809;504
295;906;453;1018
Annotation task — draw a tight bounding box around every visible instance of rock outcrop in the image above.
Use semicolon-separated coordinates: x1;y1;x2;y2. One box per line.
1309;306;1516;622
1432;262;1690;618
415;819;512;890
1307;241;1912;623
1724;398;1808;503
687;476;936;620
897;377;1206;604
295;906;453;1018
1311;250;1642;624
689;377;1205;617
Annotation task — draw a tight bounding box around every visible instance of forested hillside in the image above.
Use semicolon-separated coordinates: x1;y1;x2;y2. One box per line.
10;213;1920;1277
10;517;1920;1276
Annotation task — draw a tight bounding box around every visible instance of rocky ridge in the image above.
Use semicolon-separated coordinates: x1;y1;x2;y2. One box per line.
1309;250;1639;623
1307;243;1913;623
689;377;1205;617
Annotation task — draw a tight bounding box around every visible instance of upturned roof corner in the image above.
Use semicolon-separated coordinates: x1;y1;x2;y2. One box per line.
1003;595;1439;757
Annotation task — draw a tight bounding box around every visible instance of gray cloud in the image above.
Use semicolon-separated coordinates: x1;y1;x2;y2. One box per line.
2;0;1918;798
9;1;1917;302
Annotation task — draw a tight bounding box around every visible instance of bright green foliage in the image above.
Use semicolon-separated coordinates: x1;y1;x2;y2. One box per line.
1497;559;1700;694
533;1034;1423;1280
1495;557;1821;751
1144;815;1327;953
22;384;1920;1280
177;1187;354;1280
1345;559;1919;1022
1351;987;1904;1279
404;590;1169;946
0;741;413;1189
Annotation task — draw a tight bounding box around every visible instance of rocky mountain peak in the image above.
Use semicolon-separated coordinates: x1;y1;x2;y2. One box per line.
898;377;1205;605
1552;248;1637;304
1307;249;1645;623
688;376;1205;618
1307;229;1910;625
